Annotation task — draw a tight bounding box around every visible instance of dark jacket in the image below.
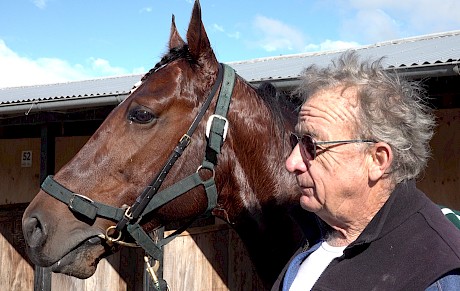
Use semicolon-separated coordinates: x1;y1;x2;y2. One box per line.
272;180;460;290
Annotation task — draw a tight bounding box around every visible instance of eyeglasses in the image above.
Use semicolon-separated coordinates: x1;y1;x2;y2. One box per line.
289;133;376;160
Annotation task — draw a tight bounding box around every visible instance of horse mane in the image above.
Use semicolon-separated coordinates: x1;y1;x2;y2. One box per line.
256;81;299;133
141;45;195;81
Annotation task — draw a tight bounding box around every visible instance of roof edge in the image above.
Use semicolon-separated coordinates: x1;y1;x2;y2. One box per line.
391;62;460;78
0;94;128;116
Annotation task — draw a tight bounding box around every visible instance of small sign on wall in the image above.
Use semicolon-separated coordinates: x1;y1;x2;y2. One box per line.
21;150;32;167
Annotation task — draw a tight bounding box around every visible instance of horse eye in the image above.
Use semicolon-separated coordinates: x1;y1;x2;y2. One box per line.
128;107;156;124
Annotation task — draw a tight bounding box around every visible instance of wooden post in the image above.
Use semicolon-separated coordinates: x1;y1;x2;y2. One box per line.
34;124;55;291
40;124;55;183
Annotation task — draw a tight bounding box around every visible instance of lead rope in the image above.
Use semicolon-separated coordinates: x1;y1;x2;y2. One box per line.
145;255;169;291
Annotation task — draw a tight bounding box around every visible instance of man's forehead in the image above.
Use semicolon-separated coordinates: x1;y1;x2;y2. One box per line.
297;86;359;137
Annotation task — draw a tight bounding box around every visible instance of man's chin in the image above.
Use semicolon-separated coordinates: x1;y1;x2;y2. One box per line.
299;196;321;213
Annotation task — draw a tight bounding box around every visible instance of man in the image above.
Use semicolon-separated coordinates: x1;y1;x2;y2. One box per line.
273;52;460;290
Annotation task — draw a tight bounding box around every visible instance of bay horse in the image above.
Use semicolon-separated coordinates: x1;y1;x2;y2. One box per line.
22;1;319;289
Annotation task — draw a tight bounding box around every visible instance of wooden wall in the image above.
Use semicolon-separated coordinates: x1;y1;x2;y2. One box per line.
51;260;128;291
0;204;33;291
163;222;265;291
54;136;90;170
51;248;145;291
0;136;90;205
0;138;41;204
417;108;460;209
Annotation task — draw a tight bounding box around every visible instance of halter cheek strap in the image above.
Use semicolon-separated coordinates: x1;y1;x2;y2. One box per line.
40;63;236;263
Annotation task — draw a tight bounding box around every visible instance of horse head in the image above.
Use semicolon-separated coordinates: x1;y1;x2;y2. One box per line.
22;1;312;287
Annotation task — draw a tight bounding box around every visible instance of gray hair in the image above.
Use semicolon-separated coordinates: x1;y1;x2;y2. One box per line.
296;51;436;184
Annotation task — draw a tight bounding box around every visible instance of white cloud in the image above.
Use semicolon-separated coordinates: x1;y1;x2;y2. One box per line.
341;9;400;43
227;31;240;40
396;0;460;33
252;15;305;52
139;7;152;13
304;39;360;52
212;23;240;39
250;15;357;54
242;1;460;56
32;0;47;9
0;40;136;88
339;0;460;43
88;58;128;76
212;24;224;32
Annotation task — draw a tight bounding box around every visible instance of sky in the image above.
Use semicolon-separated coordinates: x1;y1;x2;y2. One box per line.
1;0;459;89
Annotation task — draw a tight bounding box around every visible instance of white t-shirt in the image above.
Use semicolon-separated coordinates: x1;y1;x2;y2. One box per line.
289;241;346;291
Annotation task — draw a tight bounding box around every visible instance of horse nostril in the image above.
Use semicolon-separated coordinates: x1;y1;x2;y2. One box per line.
23;215;48;248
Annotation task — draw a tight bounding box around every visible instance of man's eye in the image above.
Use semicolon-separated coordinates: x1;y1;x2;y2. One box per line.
128;107;156;124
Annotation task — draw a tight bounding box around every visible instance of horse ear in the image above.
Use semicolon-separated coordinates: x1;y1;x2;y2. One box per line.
169;14;185;49
186;0;217;64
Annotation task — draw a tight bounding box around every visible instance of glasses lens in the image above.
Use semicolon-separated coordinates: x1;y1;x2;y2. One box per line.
290;133;315;160
301;135;316;159
289;133;298;149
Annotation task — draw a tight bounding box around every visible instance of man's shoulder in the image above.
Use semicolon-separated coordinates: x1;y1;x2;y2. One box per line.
439;206;460;229
419;201;460;244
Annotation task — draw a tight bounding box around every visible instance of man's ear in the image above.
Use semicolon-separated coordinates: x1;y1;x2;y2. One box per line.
368;142;393;182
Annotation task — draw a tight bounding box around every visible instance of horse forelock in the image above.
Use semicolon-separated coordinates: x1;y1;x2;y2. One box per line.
141;45;194;82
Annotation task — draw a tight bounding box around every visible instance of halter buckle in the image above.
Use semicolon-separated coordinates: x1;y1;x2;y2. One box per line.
206;114;229;141
69;193;94;209
124;206;134;221
68;193;97;220
179;134;191;146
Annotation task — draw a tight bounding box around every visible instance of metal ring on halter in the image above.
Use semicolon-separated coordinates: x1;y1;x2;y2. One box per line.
105;225;123;243
196;165;215;180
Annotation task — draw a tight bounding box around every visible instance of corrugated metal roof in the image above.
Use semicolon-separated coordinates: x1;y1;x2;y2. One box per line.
0;74;142;104
1;30;459;111
231;30;460;83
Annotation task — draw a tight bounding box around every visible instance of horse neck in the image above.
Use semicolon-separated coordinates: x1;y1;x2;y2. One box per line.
221;81;298;215
215;81;304;287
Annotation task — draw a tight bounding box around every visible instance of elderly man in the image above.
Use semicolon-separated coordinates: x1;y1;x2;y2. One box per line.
274;52;460;290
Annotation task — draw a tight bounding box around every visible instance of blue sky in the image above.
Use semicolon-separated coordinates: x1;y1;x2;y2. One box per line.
1;0;459;88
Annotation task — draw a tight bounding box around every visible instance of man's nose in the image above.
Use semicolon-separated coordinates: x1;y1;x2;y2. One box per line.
285;145;307;173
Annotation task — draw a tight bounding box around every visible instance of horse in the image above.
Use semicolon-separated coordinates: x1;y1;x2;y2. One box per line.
21;1;319;289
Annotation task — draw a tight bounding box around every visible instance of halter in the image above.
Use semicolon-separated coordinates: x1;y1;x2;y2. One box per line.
40;63;235;290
